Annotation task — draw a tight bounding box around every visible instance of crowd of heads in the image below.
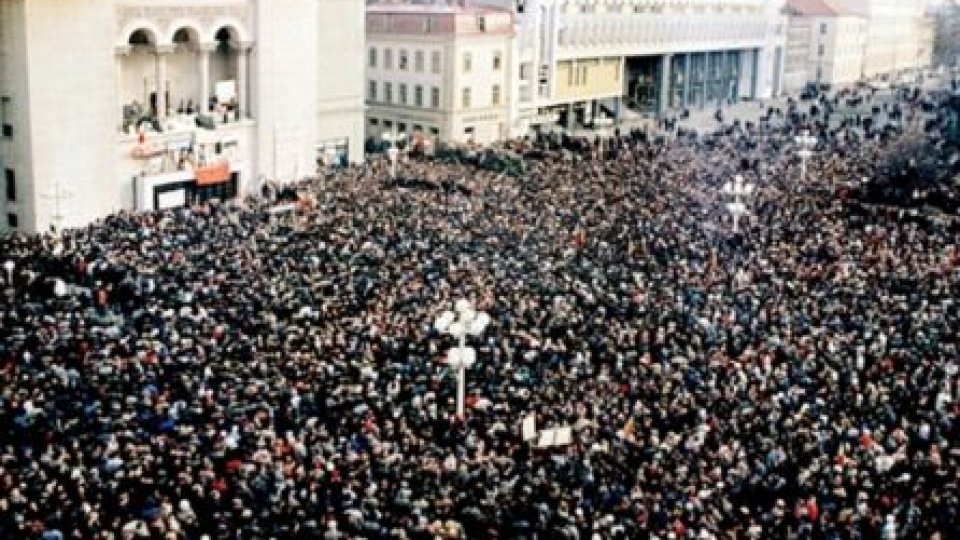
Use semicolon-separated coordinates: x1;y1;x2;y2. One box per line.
1;73;958;540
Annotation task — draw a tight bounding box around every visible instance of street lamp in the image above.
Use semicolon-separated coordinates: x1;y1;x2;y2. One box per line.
434;299;491;418
3;260;13;286
721;174;754;234
382;132;399;180
795;129;817;185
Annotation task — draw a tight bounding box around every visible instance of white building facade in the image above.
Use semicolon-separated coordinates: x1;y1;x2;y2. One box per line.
861;0;932;78
783;0;868;93
480;0;787;135
0;0;365;235
365;3;514;147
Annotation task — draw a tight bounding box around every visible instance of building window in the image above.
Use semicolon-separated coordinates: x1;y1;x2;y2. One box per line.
431;87;441;108
399;49;409;71
1;97;11;138
581;66;588;86
368;47;377;68
384;49;393;70
397;122;407;134
492;84;501;106
383;120;393;130
464;126;475;140
424;17;434;33
568;64;575;86
414;85;423;107
399;83;408;105
415;50;424;72
368;80;377;101
462;87;471;108
463;52;472;73
4;169;14;202
6;213;17;228
429;127;439;136
818;44;825;57
820;22;827;35
369;118;379;126
431;51;441;74
385;82;393;103
493;51;503;71
520;63;531;81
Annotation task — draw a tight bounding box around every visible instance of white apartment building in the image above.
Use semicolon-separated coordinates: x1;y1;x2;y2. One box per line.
0;0;366;235
783;0;868;92
365;2;514;146
480;0;787;135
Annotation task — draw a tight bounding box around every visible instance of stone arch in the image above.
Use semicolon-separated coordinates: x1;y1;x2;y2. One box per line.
165;21;205;51
118;20;163;49
206;19;250;46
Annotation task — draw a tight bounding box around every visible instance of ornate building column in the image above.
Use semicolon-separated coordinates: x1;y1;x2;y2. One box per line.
199;43;215;113
156;44;174;120
115;46;131;130
658;53;672;117
236;41;253;119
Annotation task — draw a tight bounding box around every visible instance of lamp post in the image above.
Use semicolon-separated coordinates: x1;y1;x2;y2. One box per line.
795;129;817;185
434;299;491;418
3;260;14;286
721;174;754;234
382;132;399;180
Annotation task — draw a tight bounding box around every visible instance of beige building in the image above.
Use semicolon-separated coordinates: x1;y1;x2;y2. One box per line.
862;0;932;78
783;0;868;92
0;0;366;235
365;2;514;146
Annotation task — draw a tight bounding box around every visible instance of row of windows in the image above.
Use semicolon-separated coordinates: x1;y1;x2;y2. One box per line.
369;82;442;108
369;47;502;74
369;82;502;109
369;118;440;138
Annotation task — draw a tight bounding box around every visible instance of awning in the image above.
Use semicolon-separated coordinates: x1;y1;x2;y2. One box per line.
195;162;231;186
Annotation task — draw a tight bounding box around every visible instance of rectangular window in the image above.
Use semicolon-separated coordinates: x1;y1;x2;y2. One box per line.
4;169;15;202
462;87;471;108
399;83;408;105
383;120;393;129
414;85;423;107
520;63;531;81
413;124;423;133
424;17;434;33
431;51;441;74
415;50;424;72
492;84;501;106
369;118;379;126
478;16;487;32
463;52;472;73
384;82;393;104
820;22;827;35
368;47;377;68
568;64;575;86
368;80;377;101
384;49;393;70
1;96;11;138
581;66;588;86
465;126;475;139
429;127;440;136
431;87;440;109
493;51;503;71
397;122;407;134
6;213;17;229
818;44;825;57
399;49;409;71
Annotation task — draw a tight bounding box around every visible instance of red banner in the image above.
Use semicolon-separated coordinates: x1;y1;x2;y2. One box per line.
195;162;230;186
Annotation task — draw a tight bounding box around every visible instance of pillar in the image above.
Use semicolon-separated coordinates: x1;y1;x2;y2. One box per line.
658;53;671;117
155;45;173;121
237;42;252;119
682;53;691;109
199;43;215;113
115;46;130;131
566;102;575;131
613;96;621;124
702;53;710;110
751;48;760;99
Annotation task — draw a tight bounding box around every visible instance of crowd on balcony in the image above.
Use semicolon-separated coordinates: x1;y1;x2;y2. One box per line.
0;73;957;540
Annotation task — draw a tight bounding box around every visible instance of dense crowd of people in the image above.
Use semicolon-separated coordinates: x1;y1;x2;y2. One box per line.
1;74;958;540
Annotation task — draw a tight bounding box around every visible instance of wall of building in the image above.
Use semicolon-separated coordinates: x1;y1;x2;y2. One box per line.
25;0;118;232
0;0;32;233
317;0;366;164
553;57;621;102
253;0;319;184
